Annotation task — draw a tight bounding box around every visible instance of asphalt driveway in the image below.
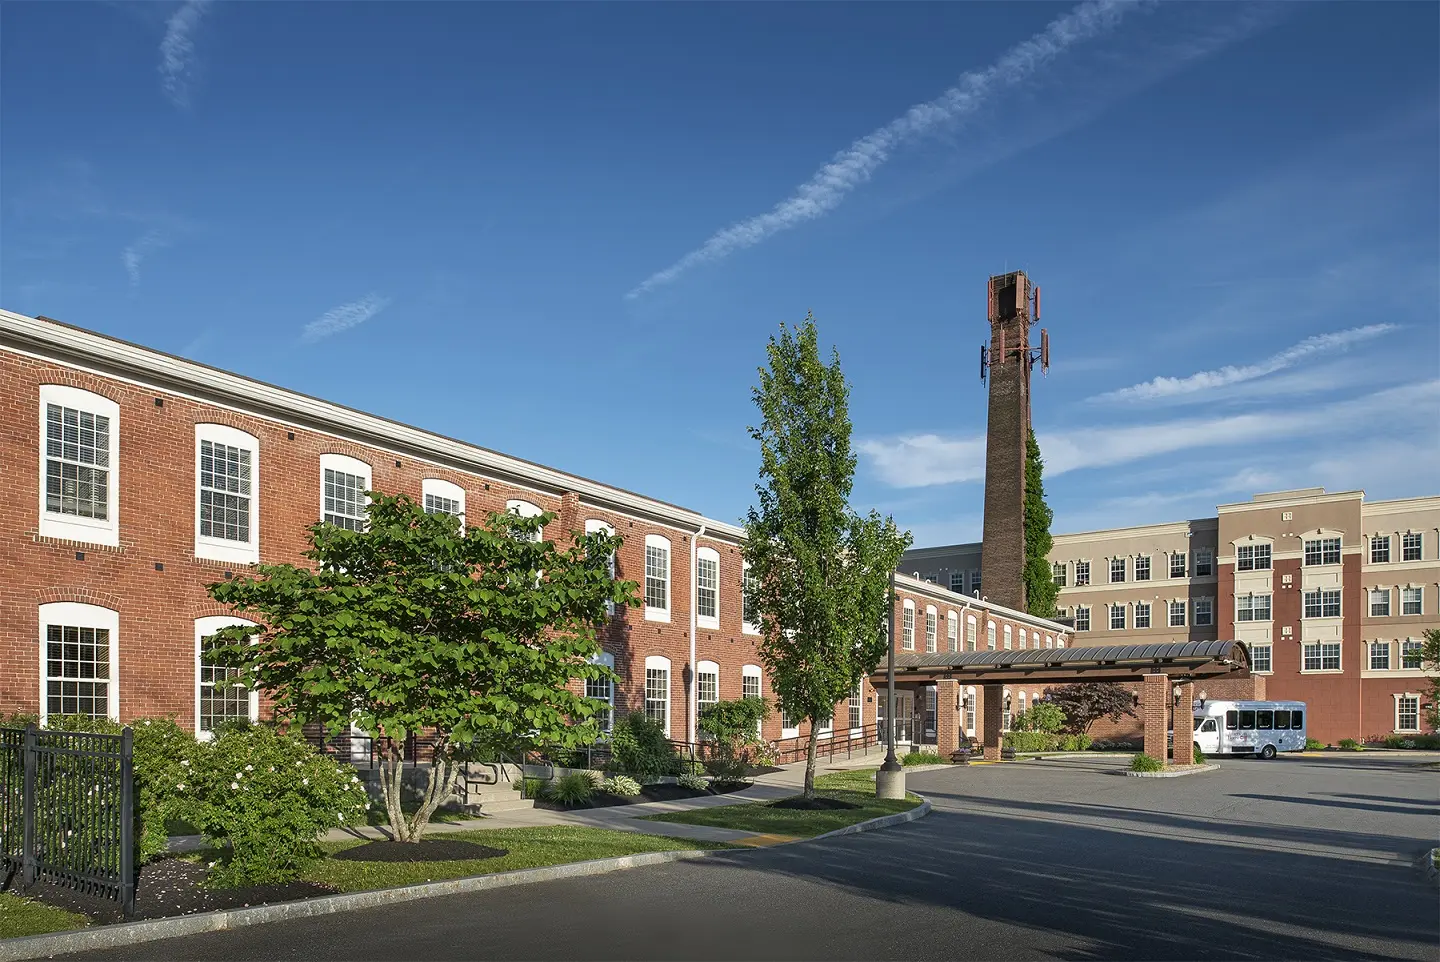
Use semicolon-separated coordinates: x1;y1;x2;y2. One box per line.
59;752;1440;961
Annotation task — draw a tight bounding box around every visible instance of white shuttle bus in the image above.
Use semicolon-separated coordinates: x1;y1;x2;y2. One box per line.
1191;700;1307;759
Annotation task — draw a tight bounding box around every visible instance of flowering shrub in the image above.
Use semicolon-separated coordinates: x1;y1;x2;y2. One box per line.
178;723;369;885
675;772;708;791
601;775;642;797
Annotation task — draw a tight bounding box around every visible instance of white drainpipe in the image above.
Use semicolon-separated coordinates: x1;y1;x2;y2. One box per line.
689;524;707;745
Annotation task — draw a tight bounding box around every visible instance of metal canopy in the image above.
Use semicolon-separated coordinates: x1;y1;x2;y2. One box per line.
870;640;1251;685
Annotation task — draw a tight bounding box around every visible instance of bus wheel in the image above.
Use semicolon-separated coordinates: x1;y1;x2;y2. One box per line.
1260;744;1277;760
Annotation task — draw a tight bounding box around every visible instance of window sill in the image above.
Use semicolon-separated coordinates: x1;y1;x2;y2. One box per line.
1299;669;1344;675
644;608;671;624
1251;670;1274;676
39;515;119;548
195;538;259;566
697;617;719;632
741;624;761;636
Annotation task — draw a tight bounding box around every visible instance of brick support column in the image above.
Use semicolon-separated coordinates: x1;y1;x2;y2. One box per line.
1172;682;1194;765
559;490;581;538
1141;673;1170;763
935;679;959;758
982;683;1004;761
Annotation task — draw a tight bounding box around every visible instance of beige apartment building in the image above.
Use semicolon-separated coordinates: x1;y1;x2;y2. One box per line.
901;488;1439;745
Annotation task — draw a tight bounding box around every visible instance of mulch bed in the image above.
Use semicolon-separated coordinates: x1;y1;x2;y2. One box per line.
332;839;507;863
7;856;334;925
770;796;860;811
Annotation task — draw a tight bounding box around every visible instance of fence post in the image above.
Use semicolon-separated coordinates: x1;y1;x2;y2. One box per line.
119;727;135;919
21;724;36;888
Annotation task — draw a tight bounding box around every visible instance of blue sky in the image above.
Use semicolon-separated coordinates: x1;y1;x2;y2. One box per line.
3;1;1436;545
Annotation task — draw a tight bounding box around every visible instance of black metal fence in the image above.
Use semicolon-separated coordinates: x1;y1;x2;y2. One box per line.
0;725;135;917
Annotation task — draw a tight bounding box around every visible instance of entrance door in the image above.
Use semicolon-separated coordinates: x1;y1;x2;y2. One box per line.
876;690;915;745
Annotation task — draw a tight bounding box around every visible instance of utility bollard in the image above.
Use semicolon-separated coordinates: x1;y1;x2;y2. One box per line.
875;766;906;800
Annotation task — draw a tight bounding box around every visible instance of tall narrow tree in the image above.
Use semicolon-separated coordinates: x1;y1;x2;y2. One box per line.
1023;429;1059;619
744;315;912;798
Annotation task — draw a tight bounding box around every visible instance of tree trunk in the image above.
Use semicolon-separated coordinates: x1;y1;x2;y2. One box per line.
406;740;459;844
378;741;410;842
803;726;819;798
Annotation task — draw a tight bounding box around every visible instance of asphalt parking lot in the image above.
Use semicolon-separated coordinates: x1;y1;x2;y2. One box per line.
62;752;1440;961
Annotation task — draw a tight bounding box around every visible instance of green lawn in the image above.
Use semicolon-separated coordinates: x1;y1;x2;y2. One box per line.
305;826;731;892
0;892;89;940
642;779;920;839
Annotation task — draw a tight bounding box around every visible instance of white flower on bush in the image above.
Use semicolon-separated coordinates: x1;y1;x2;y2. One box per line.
180;759;190;768
176;783;185;791
230;781;240;790
245;764;253;771
302;777;309;786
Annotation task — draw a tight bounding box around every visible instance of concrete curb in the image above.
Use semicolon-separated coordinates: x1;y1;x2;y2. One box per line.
1124;763;1219;778
0;796;933;960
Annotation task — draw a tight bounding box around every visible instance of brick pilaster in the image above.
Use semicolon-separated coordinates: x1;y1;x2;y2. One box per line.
1172;681;1195;765
936;679;959;758
982;683;1004;761
1142;673;1170;763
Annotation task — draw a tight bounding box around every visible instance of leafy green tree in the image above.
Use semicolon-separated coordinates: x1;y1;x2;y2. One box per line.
1421;628;1440;730
1024;429;1059;619
744;316;912;798
698;697;770;783
206;492;636;842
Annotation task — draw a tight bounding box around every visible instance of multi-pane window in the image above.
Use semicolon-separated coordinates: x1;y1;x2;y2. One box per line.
1193;598;1213;627
1302;642;1341;671
424;494;459;516
950;571;965;593
1052;563;1067;587
849;684;863;731
323;469;366;530
1304;537;1341;566
45;624;111;718
1369;642;1391;671
742;670;761;702
1237;544;1272;571
697;663;719;732
1109;605;1126;630
1169;600;1186;627
1369;588;1390;617
1397;695;1420;731
1401;586;1422;615
742;565;760;630
1134;602;1151;629
1003;625;1012;649
1134;555;1151;581
45;403;111;521
987;622;997;648
1074;607;1090;632
966;616;977;651
1170;552;1186;578
1109;558;1126;583
970;571;982;595
1401;533;1422;561
1020;629;1029;650
1237;593;1272;622
1401;638;1423;668
1194;548;1214;577
964;688;976;733
644;537;670;617
585;668;614;734
1303;589;1342;618
925;608;937;653
1251;643;1272;673
902;603;915;650
198;441;251;542
1370;536;1391;564
197;618;255;735
644;658;670;733
1074;561;1090;587
505;500;544;543
947;612;958;653
696;550;719;627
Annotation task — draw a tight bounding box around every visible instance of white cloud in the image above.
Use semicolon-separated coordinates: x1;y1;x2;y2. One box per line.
122;229;170;287
301;294;392;343
160;0;212;109
860;380;1440;488
626;0;1138;299
1092;324;1399;402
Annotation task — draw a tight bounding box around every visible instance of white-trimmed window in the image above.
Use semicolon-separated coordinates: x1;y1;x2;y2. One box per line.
1074;607;1090;632
947;611;958;653
1237;543;1272;571
969;570;982;595
949;571;965;593
1304;537;1341;566
584;519;617;615
39;602;119;722
1019;629;1028;649
1109;558;1126;583
902;601;915;650
1170;552;1186;578
1003;624;1013;649
966;615;977;651
1109;605;1126;631
1002;690;1012;732
1401;638;1423;669
742;664;763;737
1369;588;1391;617
586;651;615;734
422;478;465;522
194;424;259;564
1369;641;1391;671
964;687;976;734
644;655;670;734
644;535;671;621
1193;598;1214;627
1401;586;1423;616
924;606;938;653
1074;561;1090;587
986;621;997;649
1135;602;1151;629
1302;641;1341;672
1056;636;1066;649
1251;642;1272;673
848;683;863;732
1194;548;1214;577
1134;555;1151;582
1169;600;1186;627
742;563;761;634
1401;532;1422;561
195;616;258;737
696;547;720;630
1052;562;1067;587
39;385;120;546
697;659;719;734
1044;634;1053;649
1370;536;1391;564
320;454;371;530
1396;694;1420;732
1303;589;1342;619
505;499;544;542
1237;593;1272;623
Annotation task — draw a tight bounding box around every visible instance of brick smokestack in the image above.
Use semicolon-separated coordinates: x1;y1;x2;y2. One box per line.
980;270;1035;612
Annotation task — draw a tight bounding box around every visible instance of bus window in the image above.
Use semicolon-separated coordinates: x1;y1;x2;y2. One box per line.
1239;710;1256;730
1273;710;1289;730
1225;710;1238;730
1200;719;1217;733
1257;710;1273;730
1193;716;1205;731
1290;710;1303;730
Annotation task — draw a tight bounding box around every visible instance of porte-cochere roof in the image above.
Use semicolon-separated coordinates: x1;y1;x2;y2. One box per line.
873;640;1251;684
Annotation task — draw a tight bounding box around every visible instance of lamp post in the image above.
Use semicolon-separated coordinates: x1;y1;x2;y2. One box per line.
876;574;906;799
